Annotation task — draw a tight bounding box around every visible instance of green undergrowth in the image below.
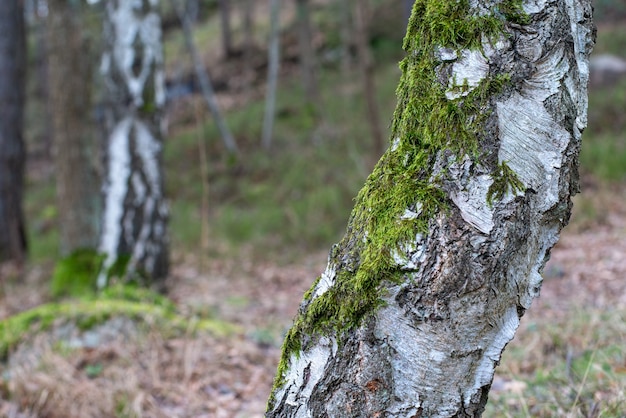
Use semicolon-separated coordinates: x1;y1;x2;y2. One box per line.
581;77;626;182
0;284;238;360
23;175;59;263
269;0;528;406
165;65;401;258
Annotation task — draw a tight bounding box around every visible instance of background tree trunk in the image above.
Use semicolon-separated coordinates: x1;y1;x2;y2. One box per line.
262;0;281;150
267;0;595;416
243;0;255;55
172;0;239;156
48;0;100;255
295;0;319;110
97;0;169;288
242;0;256;95
0;0;27;264
338;0;353;78
218;0;235;58
353;0;385;158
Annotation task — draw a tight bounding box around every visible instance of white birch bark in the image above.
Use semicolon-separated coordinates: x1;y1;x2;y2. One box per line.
94;0;169;287
267;0;595;416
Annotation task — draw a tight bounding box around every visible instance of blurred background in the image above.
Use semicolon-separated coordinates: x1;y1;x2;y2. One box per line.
0;0;625;416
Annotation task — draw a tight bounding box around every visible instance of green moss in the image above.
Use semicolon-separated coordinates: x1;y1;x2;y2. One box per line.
50;249;133;298
269;0;527;408
487;161;525;206
50;249;105;298
0;285;238;359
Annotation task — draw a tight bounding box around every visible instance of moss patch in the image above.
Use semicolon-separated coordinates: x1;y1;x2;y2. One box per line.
50;249;133;298
268;0;528;408
0;285;239;359
488;161;525;206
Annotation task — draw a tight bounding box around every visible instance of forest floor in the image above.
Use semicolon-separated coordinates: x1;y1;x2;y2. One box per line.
2;8;625;416
1;185;625;417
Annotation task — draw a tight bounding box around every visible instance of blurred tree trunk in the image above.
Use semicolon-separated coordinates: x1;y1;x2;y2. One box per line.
218;0;235;58
295;0;319;110
243;0;255;55
47;0;100;255
339;0;353;78
172;0;239;156
404;0;415;27
34;10;53;159
353;0;385;157
0;0;27;264
96;0;169;288
262;0;281;150
242;0;256;94
185;0;199;23
266;0;594;416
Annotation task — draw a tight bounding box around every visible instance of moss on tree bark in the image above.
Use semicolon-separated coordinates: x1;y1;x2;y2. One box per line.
267;0;595;416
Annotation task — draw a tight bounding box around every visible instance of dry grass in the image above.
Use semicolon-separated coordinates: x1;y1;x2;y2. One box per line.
2;325;276;417
487;186;626;417
0;249;325;418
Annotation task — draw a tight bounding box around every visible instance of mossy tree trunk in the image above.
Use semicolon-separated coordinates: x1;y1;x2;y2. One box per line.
0;0;27;264
95;0;169;288
266;0;594;416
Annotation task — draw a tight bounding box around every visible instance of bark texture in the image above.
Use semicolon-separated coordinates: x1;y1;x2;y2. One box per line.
0;0;27;263
48;0;100;255
267;0;595;416
97;0;169;287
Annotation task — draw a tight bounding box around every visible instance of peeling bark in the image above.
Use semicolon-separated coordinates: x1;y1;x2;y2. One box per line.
95;0;169;287
267;0;595;416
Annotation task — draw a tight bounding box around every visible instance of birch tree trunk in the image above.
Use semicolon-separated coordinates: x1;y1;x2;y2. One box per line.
96;0;169;288
0;0;27;264
267;0;595;416
48;0;100;255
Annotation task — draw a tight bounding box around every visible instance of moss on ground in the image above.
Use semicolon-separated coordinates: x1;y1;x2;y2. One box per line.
269;0;528;408
0;285;238;359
